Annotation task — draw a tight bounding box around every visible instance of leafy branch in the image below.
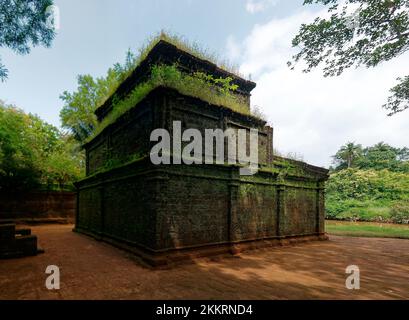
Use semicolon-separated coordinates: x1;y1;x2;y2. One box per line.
290;0;409;115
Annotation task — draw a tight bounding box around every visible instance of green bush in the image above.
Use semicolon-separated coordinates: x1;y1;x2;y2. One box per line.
0;102;84;191
326;168;409;202
325;168;409;223
390;201;409;224
325;198;351;218
325;198;392;222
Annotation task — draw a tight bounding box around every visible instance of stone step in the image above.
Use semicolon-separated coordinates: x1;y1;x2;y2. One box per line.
15;229;31;236
0;223;42;258
0;224;16;241
0;235;39;258
15;235;38;256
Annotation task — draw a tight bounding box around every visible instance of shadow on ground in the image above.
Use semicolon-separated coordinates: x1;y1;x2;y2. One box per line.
1;224;408;299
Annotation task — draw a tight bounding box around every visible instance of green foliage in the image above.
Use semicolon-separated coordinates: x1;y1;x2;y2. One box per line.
325;199;392;221
390;201;409;223
271;156;307;178
333;142;363;169
326;220;409;239
332;141;409;172
88;64;249;142
60;32;244;143
290;0;409;114
0;103;41;190
356;142;409;171
59;55;134;143
326;167;409;222
60;75;98;143
384;75;409;114
327;168;409;201
0;102;83;191
101;31;242;102
194;72;239;93
41;135;84;188
0;0;55;80
305;140;409;224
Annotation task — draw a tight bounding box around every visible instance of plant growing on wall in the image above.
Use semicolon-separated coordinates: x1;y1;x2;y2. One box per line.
88;64;252;141
60;32;248;143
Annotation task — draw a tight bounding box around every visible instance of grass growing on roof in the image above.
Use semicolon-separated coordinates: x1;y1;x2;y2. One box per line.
100;31;243;109
87;64;251;142
146;31;241;76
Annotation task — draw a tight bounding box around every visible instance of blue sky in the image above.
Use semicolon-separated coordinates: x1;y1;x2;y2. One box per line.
1;0;408;167
0;0;302;127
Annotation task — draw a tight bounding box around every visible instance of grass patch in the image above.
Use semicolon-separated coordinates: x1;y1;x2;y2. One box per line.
326;199;393;222
100;31;243;109
325;220;409;239
88;64;252;142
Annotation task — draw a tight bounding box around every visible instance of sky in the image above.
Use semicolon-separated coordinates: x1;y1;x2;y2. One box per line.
0;0;408;168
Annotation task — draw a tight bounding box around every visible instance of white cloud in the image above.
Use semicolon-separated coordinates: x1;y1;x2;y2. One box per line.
226;9;409;168
245;0;278;14
226;35;241;61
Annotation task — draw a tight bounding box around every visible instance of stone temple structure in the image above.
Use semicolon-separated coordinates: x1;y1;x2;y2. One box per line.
74;39;329;266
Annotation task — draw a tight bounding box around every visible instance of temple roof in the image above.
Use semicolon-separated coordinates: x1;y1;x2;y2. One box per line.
95;39;256;122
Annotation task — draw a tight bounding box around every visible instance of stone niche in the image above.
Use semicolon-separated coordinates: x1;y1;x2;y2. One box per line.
74;39;329;267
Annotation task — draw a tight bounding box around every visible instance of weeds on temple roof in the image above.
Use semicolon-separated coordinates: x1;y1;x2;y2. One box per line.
99;31;243;110
88;64;252;142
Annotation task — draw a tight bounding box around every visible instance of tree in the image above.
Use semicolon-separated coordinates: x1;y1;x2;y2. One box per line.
384;75;409;115
397;146;409;161
333;142;363;169
333;141;409;172
42;135;84;188
290;0;409;115
357;142;402;171
0;101;83;191
0;0;56;81
60;50;137;143
0;102;41;190
60;75;101;143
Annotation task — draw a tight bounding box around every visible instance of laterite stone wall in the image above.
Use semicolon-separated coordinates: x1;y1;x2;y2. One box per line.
0;191;76;223
75;87;328;266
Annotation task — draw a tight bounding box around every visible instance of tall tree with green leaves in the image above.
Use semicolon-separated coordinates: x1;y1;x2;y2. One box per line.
0;0;56;81
0;101;83;191
357;142;403;171
333;141;409;172
290;0;409;115
60;50;137;143
333;142;363;169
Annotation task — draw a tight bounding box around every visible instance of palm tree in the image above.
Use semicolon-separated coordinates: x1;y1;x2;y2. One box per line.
334;142;363;168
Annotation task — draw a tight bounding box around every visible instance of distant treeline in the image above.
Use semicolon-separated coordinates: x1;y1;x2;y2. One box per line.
326;142;409;224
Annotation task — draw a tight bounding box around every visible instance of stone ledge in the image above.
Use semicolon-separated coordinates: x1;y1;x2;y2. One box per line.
73;227;328;269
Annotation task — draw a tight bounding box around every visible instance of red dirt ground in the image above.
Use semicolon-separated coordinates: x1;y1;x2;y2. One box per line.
0;224;408;300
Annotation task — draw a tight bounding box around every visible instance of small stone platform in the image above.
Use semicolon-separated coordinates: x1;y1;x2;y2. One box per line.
0;222;43;258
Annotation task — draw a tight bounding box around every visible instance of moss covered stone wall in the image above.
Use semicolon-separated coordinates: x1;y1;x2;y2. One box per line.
75;87;328;266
